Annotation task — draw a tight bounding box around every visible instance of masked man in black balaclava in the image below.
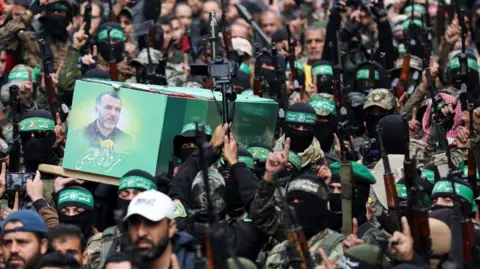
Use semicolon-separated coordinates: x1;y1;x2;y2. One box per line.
255;50;287;103
443;52;480;92
56;186;95;239
274;103;323;173
172;122;213;176
61;22;135;86
264;173;346;266
357;89;396;167
86;169;158;269
19;109;60;172
10;0;73;71
309;93;337;153
311;61;335;95
328;161;376;231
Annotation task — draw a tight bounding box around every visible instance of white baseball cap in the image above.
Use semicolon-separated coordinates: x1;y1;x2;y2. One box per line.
123;190;174;222
232;37;253;56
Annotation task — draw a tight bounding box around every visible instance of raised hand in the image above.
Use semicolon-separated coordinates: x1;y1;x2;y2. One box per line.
342;218;364;251
390;217;414;262
264;138;290;181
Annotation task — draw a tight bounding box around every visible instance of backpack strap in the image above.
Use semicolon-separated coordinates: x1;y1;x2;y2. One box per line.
321;232;345;257
99;226;119;268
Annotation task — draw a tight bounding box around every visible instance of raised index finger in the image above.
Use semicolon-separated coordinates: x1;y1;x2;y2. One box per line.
353;218;359;236
411;107;417;121
284;137;290;157
401;216;411;237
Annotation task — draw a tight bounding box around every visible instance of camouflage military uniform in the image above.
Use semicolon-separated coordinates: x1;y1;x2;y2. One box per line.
58;47;135;93
265;229;344;268
86;225;122;269
128;47;187;86
0;11;34;61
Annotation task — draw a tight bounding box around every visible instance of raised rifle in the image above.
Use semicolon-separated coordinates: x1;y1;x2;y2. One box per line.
80;0;92;55
377;126;400;230
278;186;315;269
253;44;263;96
331;35;360;161
235;3;271;47
8;85;20;172
108;0;116;21
106;27;119;81
286;24;301;94
221;0;234;60
271;45;289;112
37;37;58;118
402;115;431;263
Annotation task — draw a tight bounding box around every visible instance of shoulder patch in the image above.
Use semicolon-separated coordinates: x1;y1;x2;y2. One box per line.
173;199;187;218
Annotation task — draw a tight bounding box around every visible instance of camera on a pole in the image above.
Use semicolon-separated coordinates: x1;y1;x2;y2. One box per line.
191;11;237;96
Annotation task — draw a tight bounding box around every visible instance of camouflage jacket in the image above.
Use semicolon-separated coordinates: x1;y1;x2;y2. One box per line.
58;47;136;92
265;229;344;268
0;11;34;55
86;225;121;269
19;30;70;72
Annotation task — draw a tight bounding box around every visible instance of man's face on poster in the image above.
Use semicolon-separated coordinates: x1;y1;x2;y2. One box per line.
96;94;122;129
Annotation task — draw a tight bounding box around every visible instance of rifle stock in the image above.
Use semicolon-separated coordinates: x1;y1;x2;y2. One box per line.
106;27;119;81
9;85;20;172
38;38;58;118
377;126;400;230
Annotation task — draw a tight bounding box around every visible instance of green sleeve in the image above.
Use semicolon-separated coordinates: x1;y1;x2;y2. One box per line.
58;47;82;93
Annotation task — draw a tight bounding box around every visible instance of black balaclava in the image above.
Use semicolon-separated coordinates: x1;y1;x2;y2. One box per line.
43;2;71;39
286;175;329;239
354;62;387;95
352;181;370;226
97;22;126;63
328;176;342;231
315;115;337;152
256;51;286;97
284;103;317;153
311;60;335;94
57;186;95;238
448;54;480;90
117;169;158;215
232;70;251;94
247;143;273;180
173;124;212;163
350;92;367;136
19;110;59;172
377;114;408;154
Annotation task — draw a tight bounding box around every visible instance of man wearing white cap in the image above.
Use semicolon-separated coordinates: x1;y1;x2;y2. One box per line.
123;190;194;269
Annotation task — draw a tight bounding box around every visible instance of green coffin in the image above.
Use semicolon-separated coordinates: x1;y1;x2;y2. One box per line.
62;80;278;178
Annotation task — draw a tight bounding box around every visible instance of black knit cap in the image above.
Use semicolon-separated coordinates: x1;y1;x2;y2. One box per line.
285;102;317;126
84;68;111;80
57;186;94;212
22;109;53;121
286;174;328;200
271;28;288;43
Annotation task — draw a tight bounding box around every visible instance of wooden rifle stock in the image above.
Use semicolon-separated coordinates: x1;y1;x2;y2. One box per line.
205;233;215;269
108;0;115;21
253;78;260;96
109;63;118;81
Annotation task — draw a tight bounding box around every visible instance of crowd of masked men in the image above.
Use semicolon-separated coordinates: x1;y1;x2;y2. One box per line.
1;0;480;268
